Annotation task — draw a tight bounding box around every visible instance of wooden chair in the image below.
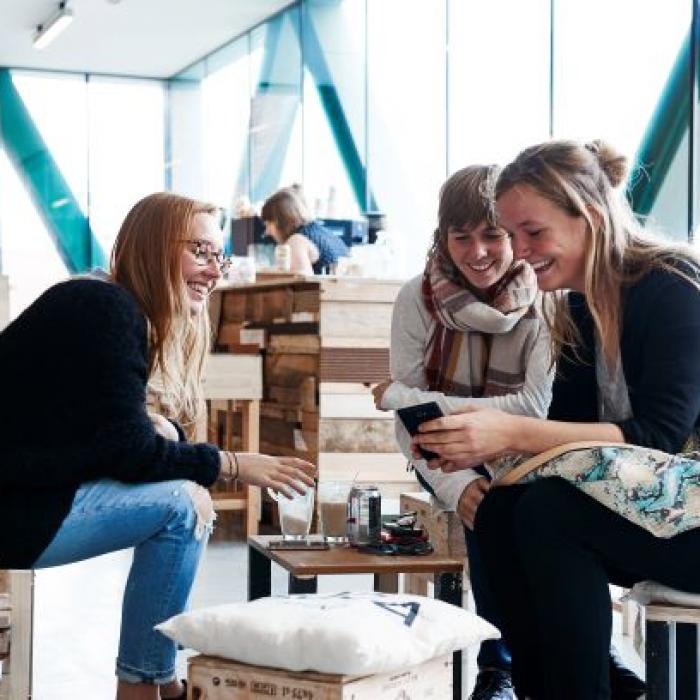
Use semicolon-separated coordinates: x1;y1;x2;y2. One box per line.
0;570;34;700
200;354;263;537
644;596;699;699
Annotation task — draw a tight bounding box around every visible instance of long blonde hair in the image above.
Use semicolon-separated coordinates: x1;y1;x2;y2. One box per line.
111;192;218;436
495;139;700;365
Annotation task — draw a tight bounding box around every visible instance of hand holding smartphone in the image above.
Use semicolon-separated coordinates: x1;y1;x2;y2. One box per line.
396;401;444;461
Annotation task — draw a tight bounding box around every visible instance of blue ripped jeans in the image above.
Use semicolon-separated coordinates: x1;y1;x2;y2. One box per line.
33;478;213;685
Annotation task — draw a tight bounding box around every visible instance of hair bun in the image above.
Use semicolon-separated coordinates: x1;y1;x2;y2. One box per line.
585;139;628;188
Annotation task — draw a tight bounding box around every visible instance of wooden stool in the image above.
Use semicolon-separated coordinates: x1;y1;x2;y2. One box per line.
644;597;699;699
0;570;34;700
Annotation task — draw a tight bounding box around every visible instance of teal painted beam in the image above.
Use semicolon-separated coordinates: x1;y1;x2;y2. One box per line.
298;4;377;212
0;69;105;273
629;32;691;216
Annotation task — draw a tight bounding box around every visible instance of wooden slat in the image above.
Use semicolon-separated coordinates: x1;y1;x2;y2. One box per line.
319;278;403;303
318;418;397;453
203;354;262;400
646;603;700;624
319;348;389;383
319;302;393;341
8;571;33;700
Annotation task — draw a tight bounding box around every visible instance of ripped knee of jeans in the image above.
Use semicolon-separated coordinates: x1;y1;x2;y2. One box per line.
183;482;216;540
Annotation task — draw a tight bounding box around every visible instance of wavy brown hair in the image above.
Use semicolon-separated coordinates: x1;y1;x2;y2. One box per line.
426;164;501;283
261;187;311;241
495;139;700;365
110;192;218;435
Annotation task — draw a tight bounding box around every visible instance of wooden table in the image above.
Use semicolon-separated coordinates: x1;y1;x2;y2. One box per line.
247;535;465;699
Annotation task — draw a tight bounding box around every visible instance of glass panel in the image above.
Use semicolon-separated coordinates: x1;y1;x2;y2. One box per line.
202;36;251;209
301;0;365;218
367;0;447;278
0;149;69;318
11;71;89;213
553;0;689;157
249;6;303;205
87;77;166;258
448;0;550;170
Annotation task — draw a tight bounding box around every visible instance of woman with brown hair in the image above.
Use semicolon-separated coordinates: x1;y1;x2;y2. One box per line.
374;165;552;700
261;186;348;274
414;140;700;699
0;192;316;700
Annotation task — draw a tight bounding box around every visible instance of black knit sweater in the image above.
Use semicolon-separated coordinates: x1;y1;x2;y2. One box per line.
548;265;700;453
0;278;220;568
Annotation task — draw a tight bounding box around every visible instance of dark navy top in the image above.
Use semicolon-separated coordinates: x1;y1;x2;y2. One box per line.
297;221;349;274
548;264;700;454
0;279;220;568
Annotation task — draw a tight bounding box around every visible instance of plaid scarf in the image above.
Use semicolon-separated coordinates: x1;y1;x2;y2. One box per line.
421;257;540;397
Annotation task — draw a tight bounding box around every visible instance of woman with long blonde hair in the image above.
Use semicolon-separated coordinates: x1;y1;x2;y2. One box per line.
0;192;315;700
413;140;700;699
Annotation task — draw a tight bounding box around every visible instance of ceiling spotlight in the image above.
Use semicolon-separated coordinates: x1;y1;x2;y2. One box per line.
33;1;74;50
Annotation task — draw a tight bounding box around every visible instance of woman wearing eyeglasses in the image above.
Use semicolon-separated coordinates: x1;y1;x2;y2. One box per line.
0;192;316;700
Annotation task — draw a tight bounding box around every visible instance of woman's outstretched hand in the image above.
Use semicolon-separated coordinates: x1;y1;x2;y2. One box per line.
221;453;317;498
412;405;517;471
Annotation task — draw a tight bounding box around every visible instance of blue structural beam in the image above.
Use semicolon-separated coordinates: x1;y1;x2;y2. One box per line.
0;68;105;273
297;4;376;212
628;32;691;217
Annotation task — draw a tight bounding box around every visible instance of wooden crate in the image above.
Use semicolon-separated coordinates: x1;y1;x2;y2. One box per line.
188;653;452;699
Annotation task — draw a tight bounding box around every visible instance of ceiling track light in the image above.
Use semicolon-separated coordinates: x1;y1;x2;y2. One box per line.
33;1;74;50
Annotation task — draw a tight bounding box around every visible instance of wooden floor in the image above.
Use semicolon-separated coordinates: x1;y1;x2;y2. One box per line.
31;513;643;699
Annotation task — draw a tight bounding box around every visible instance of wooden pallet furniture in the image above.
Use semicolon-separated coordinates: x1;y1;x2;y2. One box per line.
0;571;34;700
209;277;420;502
200;353;263;537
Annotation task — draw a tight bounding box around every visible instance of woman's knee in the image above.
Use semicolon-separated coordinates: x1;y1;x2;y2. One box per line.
169;481;215;540
474;485;524;549
513;477;583;543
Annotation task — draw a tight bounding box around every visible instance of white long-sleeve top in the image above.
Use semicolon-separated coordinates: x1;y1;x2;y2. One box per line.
383;275;554;511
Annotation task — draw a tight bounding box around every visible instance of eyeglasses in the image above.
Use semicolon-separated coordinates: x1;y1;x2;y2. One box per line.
181;239;232;274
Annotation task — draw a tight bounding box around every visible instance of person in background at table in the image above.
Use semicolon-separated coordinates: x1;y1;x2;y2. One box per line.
373;164;553;700
261;186;349;275
413;140;700;700
0;192;316;700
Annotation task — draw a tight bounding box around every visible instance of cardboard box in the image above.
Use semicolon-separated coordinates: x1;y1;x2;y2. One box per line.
188;653;452;699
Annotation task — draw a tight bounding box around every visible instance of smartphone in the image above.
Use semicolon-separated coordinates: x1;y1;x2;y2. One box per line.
396;401;444;461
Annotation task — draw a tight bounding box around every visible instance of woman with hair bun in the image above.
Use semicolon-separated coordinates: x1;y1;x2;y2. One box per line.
413;140;700;699
0;192;316;700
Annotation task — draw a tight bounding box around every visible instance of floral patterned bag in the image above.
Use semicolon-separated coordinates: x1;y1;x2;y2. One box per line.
492;441;700;538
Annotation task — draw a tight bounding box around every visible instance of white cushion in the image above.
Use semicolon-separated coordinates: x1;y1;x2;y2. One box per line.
156;591;499;675
625;580;700;608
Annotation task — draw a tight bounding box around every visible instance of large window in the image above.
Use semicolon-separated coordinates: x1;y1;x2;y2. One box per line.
0;71;165;318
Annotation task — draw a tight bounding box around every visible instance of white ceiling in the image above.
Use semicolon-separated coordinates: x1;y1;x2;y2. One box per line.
0;0;293;78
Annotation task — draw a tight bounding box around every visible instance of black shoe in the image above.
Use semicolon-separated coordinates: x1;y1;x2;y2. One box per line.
609;647;645;699
469;669;514;700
